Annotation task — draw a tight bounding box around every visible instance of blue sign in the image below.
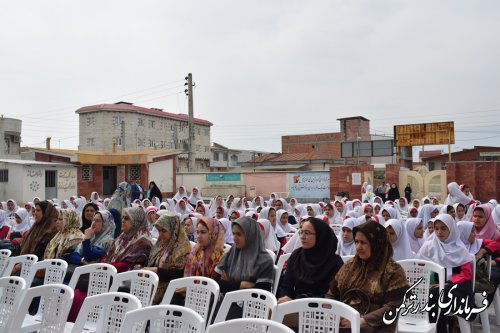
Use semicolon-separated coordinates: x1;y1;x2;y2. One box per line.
289;172;330;198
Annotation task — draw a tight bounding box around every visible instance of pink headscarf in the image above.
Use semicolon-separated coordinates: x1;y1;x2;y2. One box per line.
471;204;500;241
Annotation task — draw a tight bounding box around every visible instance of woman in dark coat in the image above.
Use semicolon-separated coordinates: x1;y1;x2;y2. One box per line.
404;183;412;203
147;181;163;203
387;183;400;202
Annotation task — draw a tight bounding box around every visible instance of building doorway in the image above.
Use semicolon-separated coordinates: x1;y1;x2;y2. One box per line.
45;170;57;200
103;166;117;196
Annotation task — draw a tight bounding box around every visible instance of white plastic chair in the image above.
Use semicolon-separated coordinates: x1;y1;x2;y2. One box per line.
213;289;277;324
121;304;205;333
341;255;354;263
272;298;360;333
190;241;196;248
223;244;232;254
0;250;11;276
24;258;68;287
397;259;445;333
273;252;291;295
493;287;500;325
207;317;295;333
266;249;276;263
10;284;74;333
70;292;141;333
2;254;38;279
161;276;220;327
0;276;26;331
109;269;159;307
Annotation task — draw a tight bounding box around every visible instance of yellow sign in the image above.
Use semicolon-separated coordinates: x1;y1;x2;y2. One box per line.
394;121;454;147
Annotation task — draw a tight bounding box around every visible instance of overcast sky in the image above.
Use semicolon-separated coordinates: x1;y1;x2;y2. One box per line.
1;1;500;155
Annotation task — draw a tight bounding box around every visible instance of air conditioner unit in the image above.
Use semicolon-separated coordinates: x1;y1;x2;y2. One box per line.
13;135;20;143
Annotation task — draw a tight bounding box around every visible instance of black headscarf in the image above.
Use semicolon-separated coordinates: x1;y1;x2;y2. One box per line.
148;181;163;202
287;217;344;296
81;202;99;232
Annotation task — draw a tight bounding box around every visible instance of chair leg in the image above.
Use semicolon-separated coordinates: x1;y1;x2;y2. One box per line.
475;293;490;333
494;287;500;326
457;317;471;333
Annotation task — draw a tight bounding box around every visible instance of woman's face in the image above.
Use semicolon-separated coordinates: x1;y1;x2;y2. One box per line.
434;220;450;242
472;209;487;229
156;226;171;242
432;198;439;205
399;200;406;208
216;207;223;219
427;222;434;234
196;223;210;249
92;213;104;234
374;206;381;214
324;205;333;217
413;200;420;209
143;200;151;208
448;207;455;218
456;205;465;218
121;212;133;233
34;205;43;223
15;215;22;224
430;209;439;218
148;212;158;223
179;187;184;193
355;232;371;261
255;197;261;206
7;201;14;211
216;197;223;205
280;212;288;225
268;209;276;224
196;206;205;215
152;197;157;205
414;222;424;238
55;211;65;232
84;205;96;221
230;212;238;221
184;219;194;234
381;210;391;221
179;200;186;209
342;227;353;243
299;221;316;250
274;200;283;210
306;206;314;217
232;224;246;249
468;228;476;244
335;202;343;212
364;205;373;214
410;209;418;218
386;226;397;244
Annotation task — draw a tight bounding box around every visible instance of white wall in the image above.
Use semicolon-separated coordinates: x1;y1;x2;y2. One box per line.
22;166;46;202
0;164;23;202
57;168;77;200
149;159;174;193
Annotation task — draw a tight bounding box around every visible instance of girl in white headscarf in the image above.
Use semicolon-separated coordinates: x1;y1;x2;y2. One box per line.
74;197;87;215
361;185;375;203
209;196;225;216
230;197;245;213
444;182;475;206
288;198;299;213
456;221;483;255
188;187;203;206
336;217;361;256
151;196;161;210
293;204;308;222
250;196;264;209
12;208;31;238
417;204;439;227
384;219;413;260
0;210;10;239
276;209;294;234
90;192;101;205
380;206;399;222
6;199;18;218
405;218;425;254
453;203;467;222
258;219;281;254
172;186;187;202
395;198;409;218
174;199;192;215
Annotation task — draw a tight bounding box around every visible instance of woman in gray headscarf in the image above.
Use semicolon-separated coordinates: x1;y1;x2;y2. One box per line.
215;216;275;294
108;181;132;212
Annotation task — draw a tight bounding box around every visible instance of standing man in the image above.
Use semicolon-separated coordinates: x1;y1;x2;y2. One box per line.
130;179;144;202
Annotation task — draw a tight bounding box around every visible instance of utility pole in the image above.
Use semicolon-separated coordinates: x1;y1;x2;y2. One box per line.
185;73;195;172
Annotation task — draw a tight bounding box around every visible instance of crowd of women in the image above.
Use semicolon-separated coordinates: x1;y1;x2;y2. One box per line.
0;180;498;332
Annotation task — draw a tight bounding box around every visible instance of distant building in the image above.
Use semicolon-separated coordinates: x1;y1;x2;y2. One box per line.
75;101;213;172
210;142;270;172
0;116;22;159
421;146;500;170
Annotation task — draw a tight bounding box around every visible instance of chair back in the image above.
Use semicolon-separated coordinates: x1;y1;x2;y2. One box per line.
213;289;277;324
2;254;38;279
68;263;117;296
24;258;68;287
0;276;26;330
207;318;295;333
109;270;159;307
273;252;291;295
0;250;11;276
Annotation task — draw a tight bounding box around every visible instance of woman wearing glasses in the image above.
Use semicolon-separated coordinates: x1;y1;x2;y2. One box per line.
277;217;343;303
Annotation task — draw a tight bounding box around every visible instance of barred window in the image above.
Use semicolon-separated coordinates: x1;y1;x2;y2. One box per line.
112;116;122;126
138;138;145;147
81;165;92;181
129;165;140;180
149;139;155;148
87;138;95;147
0;169;8;182
86;116;95;127
148;120;155;128
138;118;145;126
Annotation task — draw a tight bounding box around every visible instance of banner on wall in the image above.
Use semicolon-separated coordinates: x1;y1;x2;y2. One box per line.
206;173;241;182
289;172;330;199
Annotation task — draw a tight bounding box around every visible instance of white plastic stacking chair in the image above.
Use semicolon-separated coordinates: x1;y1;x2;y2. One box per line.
493;287;500;325
266;249;276;263
70;292;141;333
464;255;490;333
2;254;38;279
341;255;354;263
207;317;295;333
109;270;159;307
0;276;26;331
161;276;220;327
0;250;11;276
190;241;196;248
273;252;291;295
223;244;231;254
330;223;342;236
272;298;360;333
397;259;445;333
24;258;68;287
121;304;205;333
66;263;117;332
10;284;74;333
213;289;277;324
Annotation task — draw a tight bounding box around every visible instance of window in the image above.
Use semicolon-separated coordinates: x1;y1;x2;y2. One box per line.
112;116;122;126
223;153;228;161
197;128;200;135
113;136;122;146
81;165;92;181
196;145;201;152
45;170;56;187
86;116;95;127
205;146;209;152
213;152;219;161
204;129;209;136
148;120;155;128
231;154;238;161
86;138;95;147
138;138;145;147
0;169;8;182
149;139;155;148
138;118;145;126
129;165;140;180
4;138;10;154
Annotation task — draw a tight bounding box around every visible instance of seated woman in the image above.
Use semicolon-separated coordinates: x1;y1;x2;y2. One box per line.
278;217;343;302
326;221;409;333
141;213;191;304
45;209;84;261
69;210;116;265
416;214;476;331
215;216;275;294
80;202;99;233
384;219;413;261
182;215;197;242
454;203;467;222
405;218;424;254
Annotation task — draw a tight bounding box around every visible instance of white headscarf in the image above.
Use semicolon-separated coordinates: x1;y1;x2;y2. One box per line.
416;214;472;278
384;219;413;261
417;204;439;225
456;221;483;255
276;209;294;234
493;205;500;225
0;210;10;229
188;187;203;206
174;200;192;215
395;198;409;217
219;217;233;244
6;199;18;217
173;186;187;202
13;208;31;234
90;192;101;204
74;197;87;215
405;218;425;254
336;218;360;256
230;198;245;213
444;182;474;206
258;219;281;253
293;205;307;222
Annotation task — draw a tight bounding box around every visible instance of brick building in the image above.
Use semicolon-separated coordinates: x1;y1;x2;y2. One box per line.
422;146;500;170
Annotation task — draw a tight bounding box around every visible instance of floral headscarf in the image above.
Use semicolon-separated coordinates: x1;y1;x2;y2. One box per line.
45;209;84;259
76;210;116;255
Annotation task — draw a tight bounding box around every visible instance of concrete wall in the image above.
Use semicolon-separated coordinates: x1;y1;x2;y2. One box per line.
0;117;22;159
149;159;174;194
0;164;23;201
329;165;374;200
447;162;500;202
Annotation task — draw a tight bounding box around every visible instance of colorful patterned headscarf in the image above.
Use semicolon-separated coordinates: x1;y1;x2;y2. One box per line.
45;209;84;259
